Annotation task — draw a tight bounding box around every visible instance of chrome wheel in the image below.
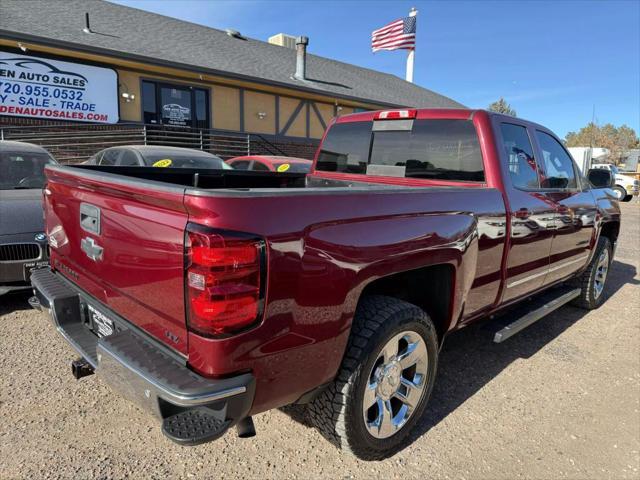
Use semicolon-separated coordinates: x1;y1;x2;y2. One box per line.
594;248;610;299
363;330;428;439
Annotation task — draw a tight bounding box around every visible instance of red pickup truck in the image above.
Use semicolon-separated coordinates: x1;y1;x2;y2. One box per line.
31;109;620;460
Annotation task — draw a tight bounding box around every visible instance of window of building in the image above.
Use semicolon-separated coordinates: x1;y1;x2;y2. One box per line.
535;131;577;189
141;80;210;129
500;123;540;190
142;81;157;124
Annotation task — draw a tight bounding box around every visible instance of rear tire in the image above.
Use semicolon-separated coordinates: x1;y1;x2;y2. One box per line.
571;236;612;309
622;194;633;202
307;295;438;460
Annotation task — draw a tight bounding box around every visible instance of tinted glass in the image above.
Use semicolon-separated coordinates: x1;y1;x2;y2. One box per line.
500;123;540;189
316;119;484;181
119;150;139;166
99;149;120;166
0;152;54;189
536;131;577;189
274;162;311;173
195;89;209;128
142;152;231;169
230;161;251;170
142;81;157;124
252;162;270;171
316;121;372;174
369;120;483;181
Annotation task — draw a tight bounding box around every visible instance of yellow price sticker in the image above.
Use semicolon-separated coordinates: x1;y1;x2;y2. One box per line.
277;163;291;172
152;159;173;168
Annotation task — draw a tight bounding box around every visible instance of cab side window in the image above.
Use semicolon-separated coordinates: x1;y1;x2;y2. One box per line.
535;131;577;189
500;123;540;189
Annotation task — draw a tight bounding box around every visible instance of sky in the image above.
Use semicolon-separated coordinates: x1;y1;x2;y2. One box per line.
113;0;640;138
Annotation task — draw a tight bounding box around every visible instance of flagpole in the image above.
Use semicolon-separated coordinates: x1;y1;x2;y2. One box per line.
405;7;417;83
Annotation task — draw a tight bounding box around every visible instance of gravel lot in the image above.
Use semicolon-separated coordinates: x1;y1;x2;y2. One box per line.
1;202;638;479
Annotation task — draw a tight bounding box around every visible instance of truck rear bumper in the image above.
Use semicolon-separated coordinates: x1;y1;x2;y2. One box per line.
30;268;255;445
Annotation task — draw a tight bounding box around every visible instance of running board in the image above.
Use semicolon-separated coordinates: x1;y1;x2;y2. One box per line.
493;288;581;343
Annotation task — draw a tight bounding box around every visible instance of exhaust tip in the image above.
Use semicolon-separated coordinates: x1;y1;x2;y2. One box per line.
236;416;256;438
71;358;94;380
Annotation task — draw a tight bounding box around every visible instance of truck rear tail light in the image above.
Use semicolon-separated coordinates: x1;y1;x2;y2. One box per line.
185;224;266;337
374;109;417;120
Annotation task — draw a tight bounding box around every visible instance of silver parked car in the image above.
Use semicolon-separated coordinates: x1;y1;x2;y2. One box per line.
86;145;233;169
0;141;56;295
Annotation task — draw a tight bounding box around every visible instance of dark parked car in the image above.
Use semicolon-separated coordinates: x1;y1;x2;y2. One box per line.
0;141;55;295
86;145;233;169
226;155;312;173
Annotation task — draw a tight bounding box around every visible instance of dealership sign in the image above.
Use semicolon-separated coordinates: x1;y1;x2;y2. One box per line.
0;51;118;123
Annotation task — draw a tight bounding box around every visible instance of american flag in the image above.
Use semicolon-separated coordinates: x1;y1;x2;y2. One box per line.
371;16;417;52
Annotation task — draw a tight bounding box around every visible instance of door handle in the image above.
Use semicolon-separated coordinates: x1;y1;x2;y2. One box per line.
514;208;531;219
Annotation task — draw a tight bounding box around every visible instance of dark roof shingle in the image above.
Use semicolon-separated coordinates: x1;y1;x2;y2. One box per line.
0;0;464;108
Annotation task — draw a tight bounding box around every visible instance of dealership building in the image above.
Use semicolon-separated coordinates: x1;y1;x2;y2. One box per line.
0;0;462;159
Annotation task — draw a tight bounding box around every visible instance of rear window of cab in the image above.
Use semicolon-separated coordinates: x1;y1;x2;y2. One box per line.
316;119;484;182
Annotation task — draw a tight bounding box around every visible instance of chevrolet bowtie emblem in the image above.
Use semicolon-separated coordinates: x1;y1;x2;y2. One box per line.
81;237;104;262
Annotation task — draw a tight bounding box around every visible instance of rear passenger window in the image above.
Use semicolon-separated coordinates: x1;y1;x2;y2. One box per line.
500;123;540;189
535;131;578;189
316;119;484;181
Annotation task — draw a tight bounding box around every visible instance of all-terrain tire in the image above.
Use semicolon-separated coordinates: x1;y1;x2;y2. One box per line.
307;295;438;460
571;236;612;309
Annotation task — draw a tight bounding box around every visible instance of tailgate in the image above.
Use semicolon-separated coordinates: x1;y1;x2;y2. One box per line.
44;165;189;355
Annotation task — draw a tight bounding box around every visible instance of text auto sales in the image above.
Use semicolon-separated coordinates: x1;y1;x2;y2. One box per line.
0;68;95;111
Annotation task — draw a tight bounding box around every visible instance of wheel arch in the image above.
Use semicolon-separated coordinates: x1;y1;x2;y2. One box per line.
357;263;456;345
599;220;620;250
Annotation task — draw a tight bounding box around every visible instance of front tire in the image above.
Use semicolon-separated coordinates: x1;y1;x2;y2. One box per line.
612;186;626;201
571;236;612;309
307;295;438;460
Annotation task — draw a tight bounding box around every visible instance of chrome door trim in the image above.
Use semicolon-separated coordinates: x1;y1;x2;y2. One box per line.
507;254;589;289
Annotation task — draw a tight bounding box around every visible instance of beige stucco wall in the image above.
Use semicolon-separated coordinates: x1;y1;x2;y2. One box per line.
279;97;306;137
212;85;240;131
243;91;276;135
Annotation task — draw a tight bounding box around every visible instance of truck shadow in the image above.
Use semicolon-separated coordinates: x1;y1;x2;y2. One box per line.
280;259;638;455
413;259;638;443
0;291;33;316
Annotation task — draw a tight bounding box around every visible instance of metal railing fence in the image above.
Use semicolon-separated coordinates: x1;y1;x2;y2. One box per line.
0;123;253;163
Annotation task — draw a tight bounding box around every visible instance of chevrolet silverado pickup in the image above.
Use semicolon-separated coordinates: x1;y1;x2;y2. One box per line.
31;109;620;460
